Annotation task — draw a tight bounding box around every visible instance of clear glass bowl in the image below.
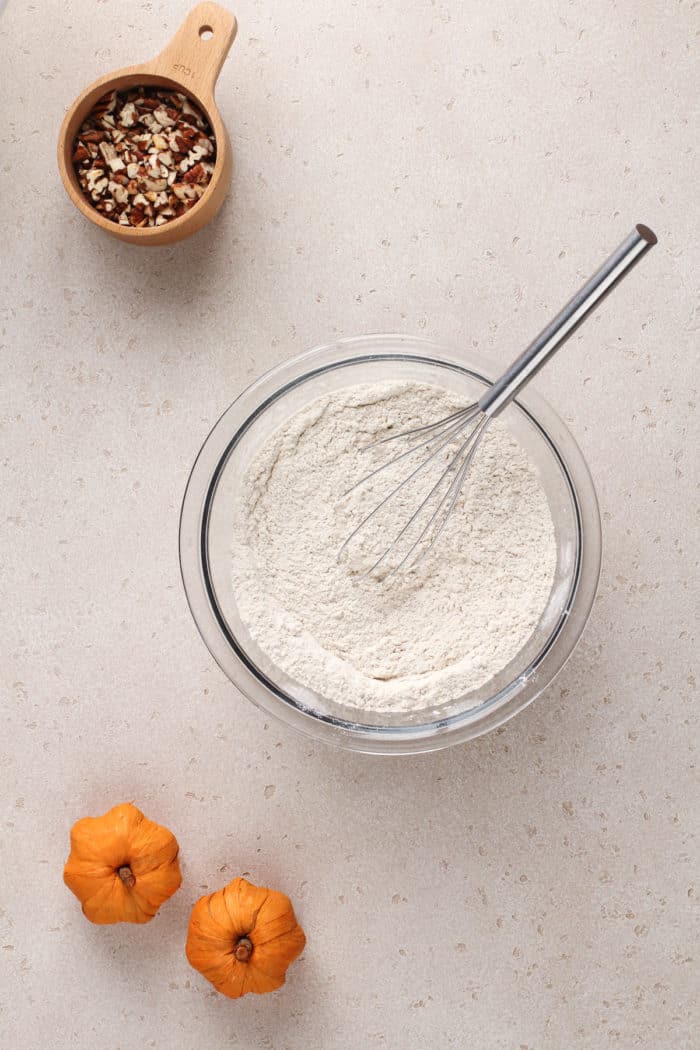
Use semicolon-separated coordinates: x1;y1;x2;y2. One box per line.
179;335;601;754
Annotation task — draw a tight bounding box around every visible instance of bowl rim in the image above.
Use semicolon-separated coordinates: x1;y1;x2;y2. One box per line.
179;334;602;754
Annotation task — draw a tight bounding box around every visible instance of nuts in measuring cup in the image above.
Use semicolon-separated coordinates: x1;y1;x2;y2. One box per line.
72;87;216;228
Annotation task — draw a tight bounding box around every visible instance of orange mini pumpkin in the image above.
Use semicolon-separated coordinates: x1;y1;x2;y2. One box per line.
186;876;306;998
64;802;182;925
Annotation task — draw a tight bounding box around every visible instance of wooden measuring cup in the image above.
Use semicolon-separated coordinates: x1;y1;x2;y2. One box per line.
57;3;237;246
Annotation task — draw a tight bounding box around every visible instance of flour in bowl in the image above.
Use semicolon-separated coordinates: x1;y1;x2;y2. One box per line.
231;381;556;713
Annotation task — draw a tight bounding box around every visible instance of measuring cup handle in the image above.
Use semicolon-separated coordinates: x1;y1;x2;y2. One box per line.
152;3;237;102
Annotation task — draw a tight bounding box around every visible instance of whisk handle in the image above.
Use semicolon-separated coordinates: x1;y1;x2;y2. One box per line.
479;224;657;417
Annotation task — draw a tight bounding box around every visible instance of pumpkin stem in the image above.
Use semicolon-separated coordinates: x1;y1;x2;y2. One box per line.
234;936;253;962
117;865;136;889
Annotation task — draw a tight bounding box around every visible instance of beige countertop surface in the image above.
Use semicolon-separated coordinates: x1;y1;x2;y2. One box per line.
1;1;697;1047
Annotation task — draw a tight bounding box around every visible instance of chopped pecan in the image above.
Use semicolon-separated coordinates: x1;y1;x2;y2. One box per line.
182;163;208;184
72;86;216;228
79;130;106;144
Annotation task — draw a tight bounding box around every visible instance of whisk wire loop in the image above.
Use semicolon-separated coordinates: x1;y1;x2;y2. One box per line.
337;406;480;562
387;415;491;576
365;415;490;577
341;403;479;500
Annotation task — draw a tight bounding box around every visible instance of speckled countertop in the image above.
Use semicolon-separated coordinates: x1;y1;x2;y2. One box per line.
0;1;697;1047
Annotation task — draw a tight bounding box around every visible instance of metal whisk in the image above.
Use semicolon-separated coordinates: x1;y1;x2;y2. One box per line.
340;224;657;575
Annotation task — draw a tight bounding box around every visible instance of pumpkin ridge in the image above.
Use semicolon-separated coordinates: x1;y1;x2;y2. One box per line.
131;864;182;900
248;889;270;941
204;893;235;945
246;953;294;980
222;878;246;934
245;963;286;994
250;919;305;950
131;849;179;874
222;878;269;941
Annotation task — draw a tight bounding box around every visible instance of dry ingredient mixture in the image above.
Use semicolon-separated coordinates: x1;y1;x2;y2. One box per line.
231;382;557;713
72;87;215;227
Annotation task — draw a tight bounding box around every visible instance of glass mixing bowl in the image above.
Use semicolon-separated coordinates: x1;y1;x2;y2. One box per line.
179;335;601;754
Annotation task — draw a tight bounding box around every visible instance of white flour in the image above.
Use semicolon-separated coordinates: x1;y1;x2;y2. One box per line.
231;381;556;713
